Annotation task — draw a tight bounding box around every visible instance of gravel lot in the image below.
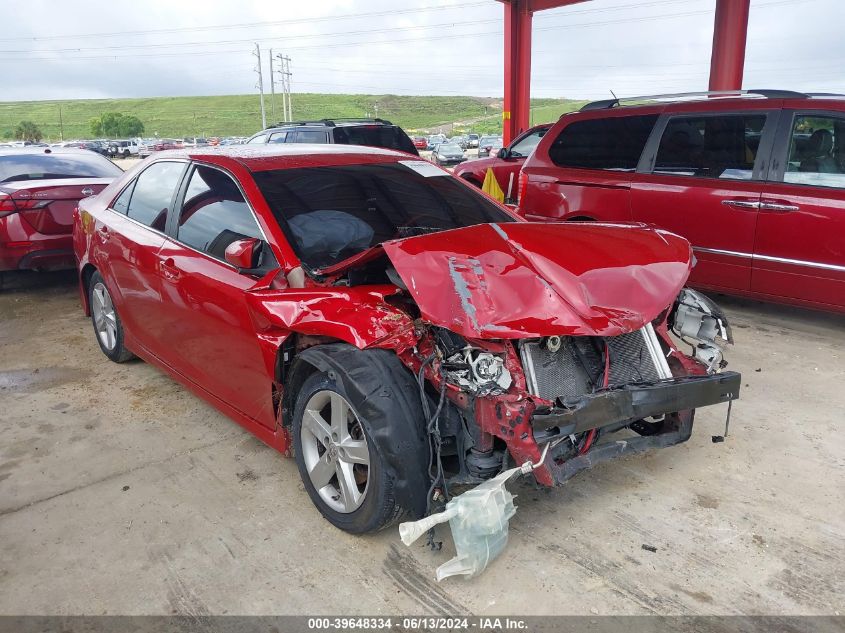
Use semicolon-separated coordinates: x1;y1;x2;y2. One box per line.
0;264;843;616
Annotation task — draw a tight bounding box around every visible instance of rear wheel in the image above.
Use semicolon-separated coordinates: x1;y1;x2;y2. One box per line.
89;271;134;363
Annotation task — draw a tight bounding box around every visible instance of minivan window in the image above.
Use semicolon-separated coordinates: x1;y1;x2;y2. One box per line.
653;114;766;180
293;131;328;143
252;162;514;269
783;115;845;188
247;134;267;144
333;126;418;154
549;115;657;171
124;161;185;230
268;132;288;144
177;166;264;260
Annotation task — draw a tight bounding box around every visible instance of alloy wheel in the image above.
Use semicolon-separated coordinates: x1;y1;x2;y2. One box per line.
300;390;370;513
91;281;117;351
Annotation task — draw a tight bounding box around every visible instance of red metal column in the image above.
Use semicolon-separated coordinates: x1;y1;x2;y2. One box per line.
708;0;750;91
503;1;533;145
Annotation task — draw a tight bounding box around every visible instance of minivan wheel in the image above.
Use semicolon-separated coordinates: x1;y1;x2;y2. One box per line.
89;271;134;363
293;372;405;533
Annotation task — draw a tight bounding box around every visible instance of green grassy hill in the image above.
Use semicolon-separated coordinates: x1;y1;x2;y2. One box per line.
0;94;587;141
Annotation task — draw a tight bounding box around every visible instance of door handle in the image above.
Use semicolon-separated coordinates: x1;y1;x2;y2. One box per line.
721;199;760;209
159;258;181;281
760;201;799;213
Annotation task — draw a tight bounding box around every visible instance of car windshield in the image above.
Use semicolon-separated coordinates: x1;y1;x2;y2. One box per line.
0;152;122;183
252;161;514;270
480;137;502;145
439;144;462;152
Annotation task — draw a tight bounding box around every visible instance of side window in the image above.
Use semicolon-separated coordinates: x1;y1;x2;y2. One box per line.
177;166;264;261
112;182;134;214
549;115;657;171
654;114;766;180
783;114;845;188
247;134;267;144
125;162;185;230
293;131;329;143
509;129;547;158
268;131;288;143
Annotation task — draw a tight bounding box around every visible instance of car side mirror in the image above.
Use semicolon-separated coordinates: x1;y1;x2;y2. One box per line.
225;237;261;270
497;147;509;159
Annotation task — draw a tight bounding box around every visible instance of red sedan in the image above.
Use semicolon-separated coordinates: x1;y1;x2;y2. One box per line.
453;124;550;203
411;136;428;150
74;145;739;533
1;148;121;272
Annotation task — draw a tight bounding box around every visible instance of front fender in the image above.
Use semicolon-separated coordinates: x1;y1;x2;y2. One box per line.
245;285;418;352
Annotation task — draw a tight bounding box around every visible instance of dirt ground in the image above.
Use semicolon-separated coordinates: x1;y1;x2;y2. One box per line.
0;270;842;616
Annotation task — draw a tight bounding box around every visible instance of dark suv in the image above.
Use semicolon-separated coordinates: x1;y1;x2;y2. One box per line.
245;118;419;156
518;90;845;314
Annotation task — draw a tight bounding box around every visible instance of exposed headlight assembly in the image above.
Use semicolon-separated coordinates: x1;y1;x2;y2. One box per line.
671;288;733;372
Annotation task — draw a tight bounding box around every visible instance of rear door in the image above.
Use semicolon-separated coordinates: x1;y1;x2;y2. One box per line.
752;108;845;309
96;161;188;352
631;104;778;292
520;110;659;222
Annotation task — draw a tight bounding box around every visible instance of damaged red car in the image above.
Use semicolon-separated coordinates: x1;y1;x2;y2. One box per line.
73;145;740;533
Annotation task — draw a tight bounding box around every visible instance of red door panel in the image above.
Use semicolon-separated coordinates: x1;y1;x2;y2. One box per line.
155;239;276;428
752;185;845;309
630;177;762;291
93;211;167;351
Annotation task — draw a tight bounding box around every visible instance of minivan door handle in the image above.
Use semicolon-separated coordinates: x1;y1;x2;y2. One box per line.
721;199;760;209
760;200;799;213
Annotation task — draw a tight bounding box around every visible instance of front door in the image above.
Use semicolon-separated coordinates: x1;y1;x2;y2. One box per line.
155;164;278;427
631;109;777;292
752;110;845;310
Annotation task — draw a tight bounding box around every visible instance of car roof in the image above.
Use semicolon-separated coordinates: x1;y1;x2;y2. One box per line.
149;143;417;172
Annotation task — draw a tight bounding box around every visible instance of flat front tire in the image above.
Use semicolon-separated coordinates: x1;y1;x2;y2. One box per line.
293;372;405;533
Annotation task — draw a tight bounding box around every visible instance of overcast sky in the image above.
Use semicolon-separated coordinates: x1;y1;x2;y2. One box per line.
1;0;842;102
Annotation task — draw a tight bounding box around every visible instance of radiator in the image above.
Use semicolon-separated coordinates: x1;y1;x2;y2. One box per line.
519;325;672;402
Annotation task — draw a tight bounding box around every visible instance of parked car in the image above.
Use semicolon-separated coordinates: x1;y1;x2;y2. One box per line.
430;142;466;166
477;135;503;158
454;124;551;202
246;118;419;156
467;133;480;148
108;139;140;158
518;89;845;314
74;144;738;533
138;138;183;158
427;134;447;150
411;136;428;151
0;148;122;272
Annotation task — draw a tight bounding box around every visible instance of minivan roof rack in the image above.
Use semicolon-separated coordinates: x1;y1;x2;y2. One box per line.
267;117;392;129
579;89;815;111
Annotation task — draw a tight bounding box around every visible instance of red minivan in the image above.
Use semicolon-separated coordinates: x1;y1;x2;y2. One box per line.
518;91;845;314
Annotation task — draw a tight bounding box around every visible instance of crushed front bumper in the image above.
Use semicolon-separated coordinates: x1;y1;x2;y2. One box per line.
531;371;741;485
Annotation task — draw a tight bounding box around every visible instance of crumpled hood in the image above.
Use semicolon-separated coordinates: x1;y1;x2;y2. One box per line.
382;222;693;339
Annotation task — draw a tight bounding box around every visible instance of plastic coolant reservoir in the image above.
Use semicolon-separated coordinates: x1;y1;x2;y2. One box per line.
398;465;525;581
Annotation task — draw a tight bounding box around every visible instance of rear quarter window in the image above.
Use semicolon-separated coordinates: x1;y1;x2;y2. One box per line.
548;115;658;171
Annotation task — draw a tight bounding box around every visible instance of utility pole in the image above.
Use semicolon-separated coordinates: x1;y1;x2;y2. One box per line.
374;103;379;119
253;43;267;129
268;48;276;122
58;104;64;141
275;54;292;122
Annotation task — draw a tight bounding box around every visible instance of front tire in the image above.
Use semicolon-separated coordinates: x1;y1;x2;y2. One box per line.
292;371;409;533
89;271;134;363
